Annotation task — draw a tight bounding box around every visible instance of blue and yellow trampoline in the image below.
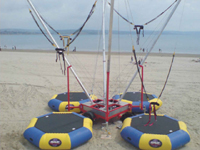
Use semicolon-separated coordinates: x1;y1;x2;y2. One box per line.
113;92;162;113
120;113;190;150
23;112;93;149
48;92;97;112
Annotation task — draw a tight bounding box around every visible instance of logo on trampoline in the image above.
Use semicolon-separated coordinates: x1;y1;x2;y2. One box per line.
149;139;162;148
65;104;74;110
49;138;62;147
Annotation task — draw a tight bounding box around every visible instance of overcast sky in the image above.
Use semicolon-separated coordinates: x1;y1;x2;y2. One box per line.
0;0;199;31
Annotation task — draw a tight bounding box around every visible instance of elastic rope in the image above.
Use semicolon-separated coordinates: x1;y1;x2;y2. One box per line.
126;0;135;25
67;0;98;47
91;24;102;95
173;0;185;53
110;59;136;97
144;0;177;25
29;9;54;46
108;2;134;25
69;52;103;97
158;53;175;99
110;0;136;97
117;0;121;94
124;0;135;45
39;15;62;35
108;0;177;26
111;61;136;97
139;6;171;52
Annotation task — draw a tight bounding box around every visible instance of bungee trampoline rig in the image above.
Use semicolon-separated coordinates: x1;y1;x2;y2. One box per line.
24;0;190;149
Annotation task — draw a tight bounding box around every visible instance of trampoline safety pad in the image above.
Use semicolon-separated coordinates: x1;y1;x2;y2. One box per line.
48;92;97;112
120;113;190;150
24;112;93;149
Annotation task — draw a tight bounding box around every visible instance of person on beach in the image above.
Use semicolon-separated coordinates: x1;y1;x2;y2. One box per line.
138;60;141;65
131;56;133;63
73;47;76;52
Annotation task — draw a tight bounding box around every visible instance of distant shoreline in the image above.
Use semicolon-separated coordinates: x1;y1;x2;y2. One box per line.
1;49;200;57
1;29;200;35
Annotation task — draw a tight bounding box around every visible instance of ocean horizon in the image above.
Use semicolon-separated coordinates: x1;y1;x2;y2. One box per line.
1;30;200;54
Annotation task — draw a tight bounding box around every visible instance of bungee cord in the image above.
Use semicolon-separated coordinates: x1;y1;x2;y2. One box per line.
69;46;103;97
66;0;98;47
108;0;178;45
109;0;177;26
158;53;175;99
28;0;98;76
139;11;169;53
29;9;55;47
117;0;121;95
39;14;62;36
108;2;134;25
144;0;178;25
110;0;136;97
91;28;103;96
110;62;136;98
157;0;184;100
29;0;98;49
124;0;135;45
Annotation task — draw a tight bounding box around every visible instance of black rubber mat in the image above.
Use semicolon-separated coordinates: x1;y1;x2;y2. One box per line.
35;113;83;133
130;115;179;134
122;92;155;101
56;92;88;101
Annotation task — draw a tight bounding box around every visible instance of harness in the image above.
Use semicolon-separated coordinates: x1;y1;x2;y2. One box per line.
144;102;160;126
134;25;144;45
55;48;66;75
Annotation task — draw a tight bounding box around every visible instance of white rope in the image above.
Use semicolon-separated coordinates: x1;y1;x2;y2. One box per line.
173;0;185;52
91;27;102;96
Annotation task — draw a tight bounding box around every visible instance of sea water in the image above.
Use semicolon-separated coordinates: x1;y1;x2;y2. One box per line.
0;32;199;54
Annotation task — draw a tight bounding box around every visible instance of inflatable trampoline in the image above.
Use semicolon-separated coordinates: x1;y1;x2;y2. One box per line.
24;112;93;149
113;92;162;113
48;92;97;112
120;113;190;150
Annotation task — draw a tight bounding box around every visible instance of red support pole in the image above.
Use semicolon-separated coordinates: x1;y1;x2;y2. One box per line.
106;72;110;122
67;65;72;112
139;65;143;111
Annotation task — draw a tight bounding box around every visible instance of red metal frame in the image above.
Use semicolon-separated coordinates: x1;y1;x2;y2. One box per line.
66;63;145;122
106;72;110;122
139;64;143;111
80;99;132;121
67;65;79;111
67;65;72;111
79;65;145;122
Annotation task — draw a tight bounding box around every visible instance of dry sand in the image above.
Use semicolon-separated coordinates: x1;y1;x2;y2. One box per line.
0;50;200;150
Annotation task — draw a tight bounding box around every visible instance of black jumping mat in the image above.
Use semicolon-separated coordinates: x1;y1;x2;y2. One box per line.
56;92;88;102
35;113;84;133
121;92;155;101
131;115;179;134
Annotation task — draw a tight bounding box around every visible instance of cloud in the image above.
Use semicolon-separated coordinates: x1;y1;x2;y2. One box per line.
0;0;200;31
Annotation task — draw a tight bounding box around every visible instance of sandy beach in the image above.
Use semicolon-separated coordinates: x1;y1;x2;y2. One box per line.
0;50;200;150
